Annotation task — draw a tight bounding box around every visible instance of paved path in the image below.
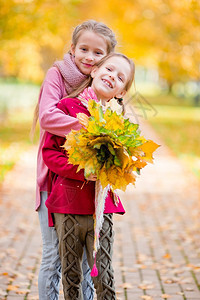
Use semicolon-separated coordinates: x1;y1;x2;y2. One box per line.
0;121;200;300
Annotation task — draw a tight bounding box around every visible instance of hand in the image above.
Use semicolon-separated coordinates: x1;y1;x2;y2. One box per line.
77;113;89;128
86;173;98;181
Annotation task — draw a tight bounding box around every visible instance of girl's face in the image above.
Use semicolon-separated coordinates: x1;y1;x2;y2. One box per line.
71;30;108;75
91;56;131;102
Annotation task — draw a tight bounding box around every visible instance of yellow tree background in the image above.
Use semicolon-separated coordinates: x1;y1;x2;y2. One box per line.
0;0;200;85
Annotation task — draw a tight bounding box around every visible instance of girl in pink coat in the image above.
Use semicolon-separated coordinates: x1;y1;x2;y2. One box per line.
32;20;117;300
42;53;135;299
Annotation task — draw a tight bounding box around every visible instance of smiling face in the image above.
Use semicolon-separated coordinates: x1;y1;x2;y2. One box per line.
90;56;131;103
71;30;108;75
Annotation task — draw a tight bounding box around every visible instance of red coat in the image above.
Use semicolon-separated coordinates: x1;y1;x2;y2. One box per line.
42;97;125;226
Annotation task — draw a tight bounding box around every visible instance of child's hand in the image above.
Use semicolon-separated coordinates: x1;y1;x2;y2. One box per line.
77;113;89;128
86;173;98;181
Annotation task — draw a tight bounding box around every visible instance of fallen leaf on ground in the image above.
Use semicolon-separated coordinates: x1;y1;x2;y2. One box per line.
163;253;171;259
16;289;30;294
185;287;194;291
138;281;155;290
141;295;153;300
161;294;171;298
120;282;133;289
7;284;19;291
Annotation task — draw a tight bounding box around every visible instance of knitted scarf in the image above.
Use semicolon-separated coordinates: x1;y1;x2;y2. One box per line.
77;87;112;277
53;53;87;94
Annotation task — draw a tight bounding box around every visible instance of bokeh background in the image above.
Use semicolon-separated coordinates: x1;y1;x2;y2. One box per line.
0;0;200;183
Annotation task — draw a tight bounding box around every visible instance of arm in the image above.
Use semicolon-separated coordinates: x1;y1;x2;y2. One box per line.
42;132;85;181
39;67;81;137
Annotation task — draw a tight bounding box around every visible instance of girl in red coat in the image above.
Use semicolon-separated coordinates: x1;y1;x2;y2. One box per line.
42;52;135;299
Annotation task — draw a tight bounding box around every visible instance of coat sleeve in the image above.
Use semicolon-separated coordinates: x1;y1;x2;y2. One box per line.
42;132;85;181
39;67;81;137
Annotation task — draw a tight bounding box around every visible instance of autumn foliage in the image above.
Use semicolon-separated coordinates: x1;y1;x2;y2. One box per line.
64;99;159;191
0;0;199;85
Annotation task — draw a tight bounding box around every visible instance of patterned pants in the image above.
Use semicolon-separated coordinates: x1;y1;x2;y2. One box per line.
54;213;116;300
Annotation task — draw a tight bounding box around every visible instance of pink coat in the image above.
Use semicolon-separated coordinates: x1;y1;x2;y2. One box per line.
36;65;85;210
42;98;125;226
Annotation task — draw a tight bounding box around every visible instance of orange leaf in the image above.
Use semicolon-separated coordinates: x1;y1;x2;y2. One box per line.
138;140;160;163
161;294;171;298
7;284;19;291
163;253;171;259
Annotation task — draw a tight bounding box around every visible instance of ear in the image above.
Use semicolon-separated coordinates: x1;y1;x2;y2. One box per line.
90;66;98;78
115;89;126;99
70;44;75;55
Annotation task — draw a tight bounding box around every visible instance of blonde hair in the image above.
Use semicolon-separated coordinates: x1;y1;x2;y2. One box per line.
71;19;117;53
67;53;135;99
30;20;117;139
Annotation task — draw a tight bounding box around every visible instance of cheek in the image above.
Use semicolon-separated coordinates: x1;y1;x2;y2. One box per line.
74;54;82;66
94;54;107;63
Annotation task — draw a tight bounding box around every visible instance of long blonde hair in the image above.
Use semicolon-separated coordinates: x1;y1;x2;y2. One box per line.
30;20;117;139
71;19;116;54
67;53;135;99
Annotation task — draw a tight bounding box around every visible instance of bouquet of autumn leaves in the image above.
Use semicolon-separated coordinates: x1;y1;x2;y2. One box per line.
63;99;159;276
64;99;159;192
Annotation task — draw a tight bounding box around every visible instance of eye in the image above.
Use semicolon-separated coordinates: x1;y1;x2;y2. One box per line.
81;47;87;52
118;76;123;82
95;51;103;55
106;67;112;71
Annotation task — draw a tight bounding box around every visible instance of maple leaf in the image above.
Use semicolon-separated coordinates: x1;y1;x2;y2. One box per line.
137;140;160;163
104;109;124;131
88;99;104;123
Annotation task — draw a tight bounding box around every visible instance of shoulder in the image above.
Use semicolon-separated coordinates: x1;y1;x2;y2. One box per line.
57;97;78;112
44;67;63;84
58;98;90;116
58;97;78;106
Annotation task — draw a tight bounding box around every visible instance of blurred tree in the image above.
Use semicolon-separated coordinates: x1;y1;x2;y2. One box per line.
0;0;199;85
82;0;200;86
0;0;85;82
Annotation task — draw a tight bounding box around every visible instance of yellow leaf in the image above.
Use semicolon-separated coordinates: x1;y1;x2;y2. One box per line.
88;99;102;121
137;140;160;163
115;148;132;170
104;110;124;131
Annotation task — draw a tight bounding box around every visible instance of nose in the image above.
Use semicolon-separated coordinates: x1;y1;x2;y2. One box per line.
109;73;115;81
85;52;94;62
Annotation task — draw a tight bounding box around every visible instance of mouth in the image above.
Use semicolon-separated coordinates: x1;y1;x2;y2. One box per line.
82;63;93;68
102;78;113;88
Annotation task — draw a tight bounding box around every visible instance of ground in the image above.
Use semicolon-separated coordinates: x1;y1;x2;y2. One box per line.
0;121;200;300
